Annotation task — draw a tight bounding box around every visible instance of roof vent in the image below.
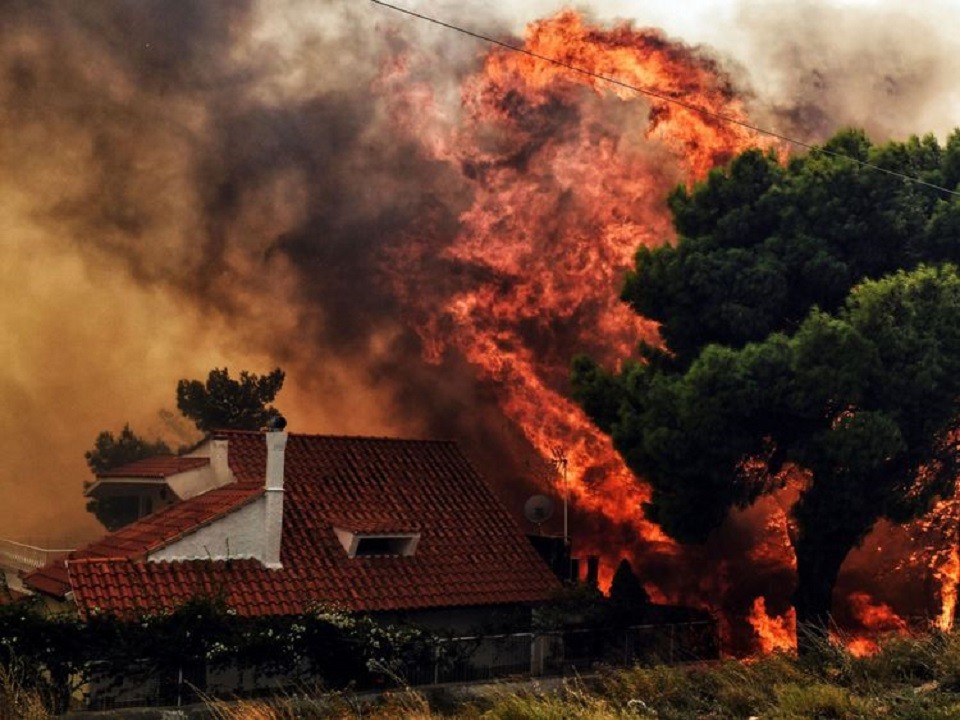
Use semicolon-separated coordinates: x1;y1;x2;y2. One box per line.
333;527;420;558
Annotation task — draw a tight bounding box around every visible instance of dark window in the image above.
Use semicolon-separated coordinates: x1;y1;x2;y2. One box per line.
354;536;411;557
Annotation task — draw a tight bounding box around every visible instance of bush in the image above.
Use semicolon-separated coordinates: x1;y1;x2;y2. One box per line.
0;662;50;720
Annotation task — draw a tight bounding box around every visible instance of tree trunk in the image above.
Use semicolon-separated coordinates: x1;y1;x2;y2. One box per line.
792;536;855;653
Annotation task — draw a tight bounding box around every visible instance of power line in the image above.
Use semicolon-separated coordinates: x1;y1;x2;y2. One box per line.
368;0;960;198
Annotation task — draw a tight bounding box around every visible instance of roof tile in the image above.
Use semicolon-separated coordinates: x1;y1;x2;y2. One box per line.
35;432;560;617
97;456;210;479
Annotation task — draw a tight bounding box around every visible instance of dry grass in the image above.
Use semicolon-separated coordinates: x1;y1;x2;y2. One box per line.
0;664;49;720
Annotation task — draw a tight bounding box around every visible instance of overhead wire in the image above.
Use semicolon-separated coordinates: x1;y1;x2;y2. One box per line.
368;0;960;198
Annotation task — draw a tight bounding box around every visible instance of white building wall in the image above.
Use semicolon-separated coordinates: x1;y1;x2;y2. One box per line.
263;432;287;569
167;464;225;500
147;498;267;562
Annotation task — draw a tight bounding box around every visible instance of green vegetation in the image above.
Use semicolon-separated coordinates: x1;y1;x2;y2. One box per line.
176;367;286;433
205;631;960;719
10;625;960;717
572;129;960;637
0;597;430;713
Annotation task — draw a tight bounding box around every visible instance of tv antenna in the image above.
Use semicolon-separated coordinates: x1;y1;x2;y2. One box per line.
524;494;555;535
550;445;569;546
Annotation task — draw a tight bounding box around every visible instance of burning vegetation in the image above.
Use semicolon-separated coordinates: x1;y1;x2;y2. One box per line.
3;2;960;656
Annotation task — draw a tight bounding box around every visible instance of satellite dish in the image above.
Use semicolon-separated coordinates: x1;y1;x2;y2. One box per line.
524;494;555;533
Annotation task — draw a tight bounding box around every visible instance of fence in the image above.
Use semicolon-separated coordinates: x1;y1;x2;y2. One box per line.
79;620;720;711
0;538;73;573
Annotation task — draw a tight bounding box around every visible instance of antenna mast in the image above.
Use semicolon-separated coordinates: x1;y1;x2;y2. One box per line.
550;446;569;546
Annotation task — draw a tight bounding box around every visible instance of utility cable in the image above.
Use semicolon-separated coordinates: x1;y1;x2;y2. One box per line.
369;0;960;198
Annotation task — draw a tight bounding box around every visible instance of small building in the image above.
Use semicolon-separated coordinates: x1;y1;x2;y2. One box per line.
84;455;214;527
25;429;560;632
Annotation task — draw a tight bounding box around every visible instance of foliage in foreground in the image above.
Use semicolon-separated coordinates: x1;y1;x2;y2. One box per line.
12;626;960;718
0;597;431;713
205;629;960;720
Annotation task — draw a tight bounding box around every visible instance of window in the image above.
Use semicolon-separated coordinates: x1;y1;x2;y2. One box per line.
354;536;414;557
334;527;420;557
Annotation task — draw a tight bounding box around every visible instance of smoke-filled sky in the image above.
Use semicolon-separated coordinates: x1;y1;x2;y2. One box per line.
2;0;960;546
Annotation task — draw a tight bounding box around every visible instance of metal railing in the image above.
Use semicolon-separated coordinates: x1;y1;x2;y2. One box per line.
0;538;74;573
75;620;721;711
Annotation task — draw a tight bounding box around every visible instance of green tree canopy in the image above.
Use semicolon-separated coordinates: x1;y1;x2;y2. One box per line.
84;424;171;475
573;128;960;636
624;129;960;368
176;367;285;433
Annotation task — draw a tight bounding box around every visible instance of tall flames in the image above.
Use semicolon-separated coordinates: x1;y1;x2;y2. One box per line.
4;2;959;656
381;10;959;652
386;8;766;589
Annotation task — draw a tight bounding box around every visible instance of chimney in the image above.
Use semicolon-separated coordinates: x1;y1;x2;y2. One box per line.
210;438;230;486
586;555;600;588
263;427;288;569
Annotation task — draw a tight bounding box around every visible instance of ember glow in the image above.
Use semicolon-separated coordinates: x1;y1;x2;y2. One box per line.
834;592;910;656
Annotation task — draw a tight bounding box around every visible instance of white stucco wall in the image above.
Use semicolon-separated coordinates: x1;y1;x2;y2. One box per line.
147;497;268;562
181;437;234;494
167;464;223;500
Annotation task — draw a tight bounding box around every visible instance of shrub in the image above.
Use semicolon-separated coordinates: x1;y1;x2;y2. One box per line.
0;663;50;720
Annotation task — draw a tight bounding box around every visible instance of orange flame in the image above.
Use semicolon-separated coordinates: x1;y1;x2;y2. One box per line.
847;592;908;634
384;10;767;589
747;597;796;654
379;9;959;646
836;592;909;656
924;498;960;632
846;638;879;658
935;545;959;632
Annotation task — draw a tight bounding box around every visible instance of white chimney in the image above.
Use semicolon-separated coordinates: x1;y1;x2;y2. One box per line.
210;438;231;485
263;430;288;569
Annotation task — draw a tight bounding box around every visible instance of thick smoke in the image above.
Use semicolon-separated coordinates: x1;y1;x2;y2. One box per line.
2;1;959;649
730;1;960;141
0;1;546;543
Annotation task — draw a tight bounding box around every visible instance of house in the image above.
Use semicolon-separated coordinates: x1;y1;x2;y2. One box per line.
83;455;215;527
25;429;560;632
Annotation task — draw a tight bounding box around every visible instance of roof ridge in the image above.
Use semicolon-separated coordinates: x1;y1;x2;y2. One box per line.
96;455;210;479
67;482;263;560
67;556;129;565
213;429;458;444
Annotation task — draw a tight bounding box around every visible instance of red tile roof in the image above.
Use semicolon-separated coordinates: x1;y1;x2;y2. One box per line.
30;432;560;617
23;482;263;597
97;456;209;479
0;587;26;606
